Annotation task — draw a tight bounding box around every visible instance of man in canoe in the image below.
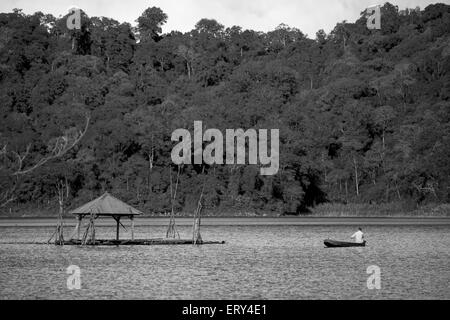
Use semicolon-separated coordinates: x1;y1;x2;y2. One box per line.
351;228;365;243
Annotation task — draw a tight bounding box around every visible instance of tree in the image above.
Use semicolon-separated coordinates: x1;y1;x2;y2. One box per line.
195;19;224;37
136;7;168;42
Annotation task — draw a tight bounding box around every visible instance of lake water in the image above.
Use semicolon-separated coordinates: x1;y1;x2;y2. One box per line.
0;224;449;299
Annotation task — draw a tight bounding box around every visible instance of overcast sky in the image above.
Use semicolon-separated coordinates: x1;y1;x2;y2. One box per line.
0;0;443;37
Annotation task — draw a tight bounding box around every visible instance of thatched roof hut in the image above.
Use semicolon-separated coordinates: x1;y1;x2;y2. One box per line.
69;192;142;241
69;192;143;217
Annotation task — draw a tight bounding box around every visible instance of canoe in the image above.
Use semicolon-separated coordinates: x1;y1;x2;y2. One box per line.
324;239;366;248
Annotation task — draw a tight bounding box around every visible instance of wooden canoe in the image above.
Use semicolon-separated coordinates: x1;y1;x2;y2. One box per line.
324;239;366;248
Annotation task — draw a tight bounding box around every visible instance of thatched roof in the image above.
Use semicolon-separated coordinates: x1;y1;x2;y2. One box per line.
69;192;143;216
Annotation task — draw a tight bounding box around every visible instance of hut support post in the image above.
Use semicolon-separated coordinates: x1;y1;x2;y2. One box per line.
130;216;134;240
76;215;82;240
88;211;96;244
115;216;120;241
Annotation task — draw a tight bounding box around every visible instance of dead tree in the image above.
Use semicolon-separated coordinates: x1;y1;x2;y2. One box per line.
176;44;197;79
55;179;66;244
48;177;71;245
166;165;181;239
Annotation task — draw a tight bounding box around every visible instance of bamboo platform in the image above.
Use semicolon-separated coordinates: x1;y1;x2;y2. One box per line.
1;239;226;246
60;238;226;246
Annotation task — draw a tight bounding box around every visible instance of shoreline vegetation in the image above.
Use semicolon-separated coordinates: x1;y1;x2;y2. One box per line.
1;202;448;218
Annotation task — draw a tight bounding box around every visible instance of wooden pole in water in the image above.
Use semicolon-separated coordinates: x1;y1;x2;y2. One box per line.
193;167;206;245
167;165;181;239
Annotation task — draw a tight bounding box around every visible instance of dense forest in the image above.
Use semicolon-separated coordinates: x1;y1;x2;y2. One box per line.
0;3;449;216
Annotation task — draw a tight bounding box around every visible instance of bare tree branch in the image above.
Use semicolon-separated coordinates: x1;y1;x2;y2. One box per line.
0;113;90;208
11;144;30;174
13;114;90;176
0;194;16;208
0;177;18;208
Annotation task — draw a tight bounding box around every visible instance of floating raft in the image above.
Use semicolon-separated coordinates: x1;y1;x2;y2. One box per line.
1;239;226;246
60;238;226;246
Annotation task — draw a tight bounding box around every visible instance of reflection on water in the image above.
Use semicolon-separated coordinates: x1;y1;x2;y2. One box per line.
0;225;449;299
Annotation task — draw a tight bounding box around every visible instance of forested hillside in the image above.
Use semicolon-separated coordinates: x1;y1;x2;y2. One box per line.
1;3;449;216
